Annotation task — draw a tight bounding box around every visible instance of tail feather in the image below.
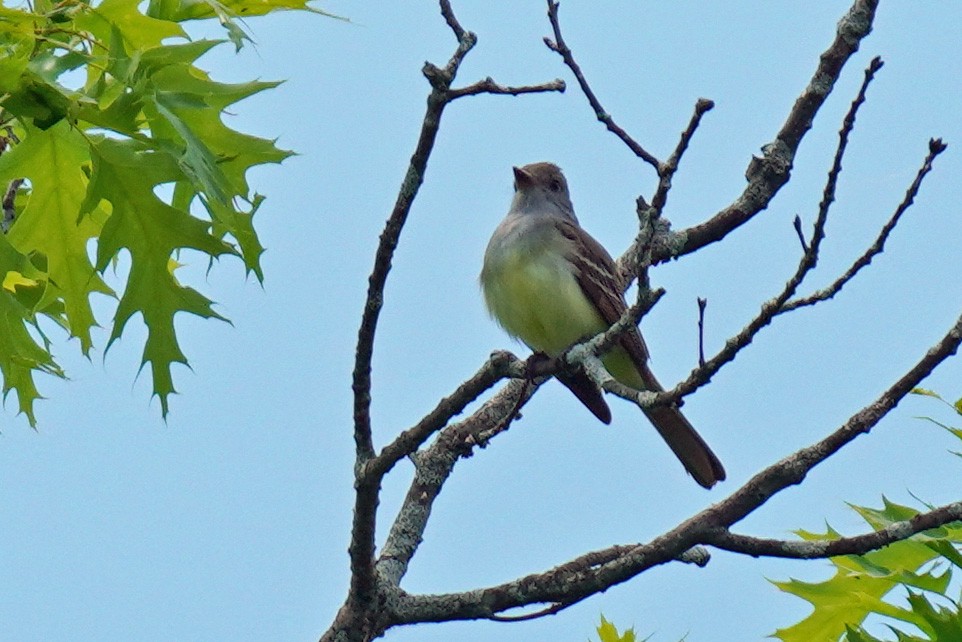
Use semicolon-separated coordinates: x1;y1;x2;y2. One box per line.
643;405;726;489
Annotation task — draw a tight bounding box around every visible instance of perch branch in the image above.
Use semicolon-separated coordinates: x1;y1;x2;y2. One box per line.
364;351;522;480
376;378;537;586
389;308;962;624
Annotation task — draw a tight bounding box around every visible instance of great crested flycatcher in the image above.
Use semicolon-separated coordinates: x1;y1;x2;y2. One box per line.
480;162;725;488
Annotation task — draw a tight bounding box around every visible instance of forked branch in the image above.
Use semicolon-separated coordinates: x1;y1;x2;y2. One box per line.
335;1;564;638
324;0;955;640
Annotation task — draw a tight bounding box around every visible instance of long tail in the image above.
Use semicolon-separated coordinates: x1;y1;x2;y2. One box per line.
642;404;726;489
606;349;726;488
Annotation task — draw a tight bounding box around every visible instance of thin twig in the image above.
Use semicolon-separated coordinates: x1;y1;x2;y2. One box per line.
792;215;808;252
801;56;885;267
651;53;885;407
651;98;715;214
447;77;565;100
543;0;660;169
784;137;948;312
659;0;880;264
488;602;571;622
697;298;707;367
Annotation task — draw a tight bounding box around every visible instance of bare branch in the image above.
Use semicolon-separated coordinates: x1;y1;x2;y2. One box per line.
438;0;465;40
388;308;962;625
799;56;885;263
785;137;948;312
482;543;705;622
339;3;565;636
652;53;885;407
543;0;661;169
448;77;565;100
364;351;521;480
347;54;459;620
706;500;962;559
376;378;536;587
707;314;962;531
792;215;808;252
660;0;880;263
697;297;707;367
651;98;715;214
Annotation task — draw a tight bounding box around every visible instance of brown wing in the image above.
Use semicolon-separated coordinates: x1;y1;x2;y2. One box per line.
553;218;726;488
552;218;653;381
555;369;612;424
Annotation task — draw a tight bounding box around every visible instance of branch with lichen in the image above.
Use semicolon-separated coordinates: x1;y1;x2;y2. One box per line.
322;0;960;639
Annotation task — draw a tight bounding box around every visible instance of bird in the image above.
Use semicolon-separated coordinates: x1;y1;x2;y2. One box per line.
480;162;725;488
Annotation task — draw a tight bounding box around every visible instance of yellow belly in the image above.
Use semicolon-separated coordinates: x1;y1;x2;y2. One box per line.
481;234;645;390
481;245;606;356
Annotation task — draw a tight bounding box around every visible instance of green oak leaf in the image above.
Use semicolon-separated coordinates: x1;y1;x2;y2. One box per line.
774;499;962;642
84;137;235;416
0;122;113;353
77;0;185;51
0;6;36;94
0;0;313;421
0;235;64;426
146;0;343;23
140;61;291;199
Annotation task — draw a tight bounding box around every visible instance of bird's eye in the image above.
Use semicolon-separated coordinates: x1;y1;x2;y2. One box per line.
549;179;562;192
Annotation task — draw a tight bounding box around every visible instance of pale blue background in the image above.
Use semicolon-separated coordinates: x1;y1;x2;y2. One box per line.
2;2;962;640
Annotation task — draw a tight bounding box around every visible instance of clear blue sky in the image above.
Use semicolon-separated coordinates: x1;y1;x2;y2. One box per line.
2;2;962;641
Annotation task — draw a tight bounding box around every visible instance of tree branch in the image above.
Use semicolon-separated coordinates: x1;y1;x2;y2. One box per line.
660;0;879;263
642;54;882;408
364;351;521;480
438;0;465;41
705;501;962;559
784;137;948;312
447;77;565;100
376;377;535;587
650;98;715;215
388;308;962;625
705;312;962;531
337;2;565;638
543;0;661;170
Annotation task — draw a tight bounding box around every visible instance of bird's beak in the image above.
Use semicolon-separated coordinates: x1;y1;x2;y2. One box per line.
512;166;534;190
